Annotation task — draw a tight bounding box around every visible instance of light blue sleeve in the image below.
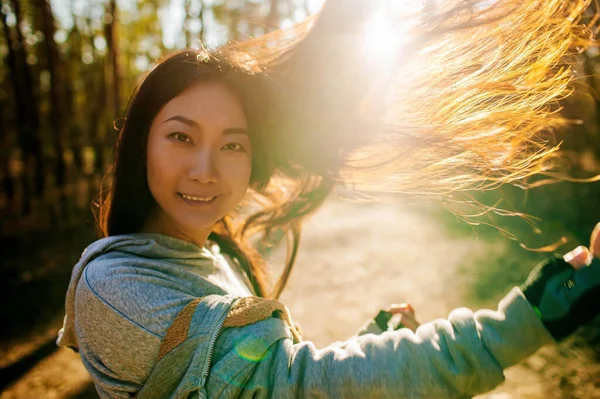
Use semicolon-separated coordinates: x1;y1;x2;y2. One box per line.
206;287;554;399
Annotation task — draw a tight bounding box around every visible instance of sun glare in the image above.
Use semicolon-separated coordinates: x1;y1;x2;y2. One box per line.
362;1;423;69
363;13;399;62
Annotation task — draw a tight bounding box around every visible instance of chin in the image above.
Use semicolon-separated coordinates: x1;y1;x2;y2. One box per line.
180;217;220;230
187;212;227;227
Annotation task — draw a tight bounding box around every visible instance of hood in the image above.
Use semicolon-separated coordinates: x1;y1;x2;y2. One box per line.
56;233;213;351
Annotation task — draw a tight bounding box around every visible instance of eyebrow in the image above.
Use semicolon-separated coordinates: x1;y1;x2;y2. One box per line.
164;116;249;135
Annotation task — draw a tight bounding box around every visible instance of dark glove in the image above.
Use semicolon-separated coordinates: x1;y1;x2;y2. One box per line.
374;303;419;332
374;310;400;331
520;255;600;341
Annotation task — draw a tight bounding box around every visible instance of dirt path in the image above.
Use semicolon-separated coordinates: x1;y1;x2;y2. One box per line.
1;197;596;398
278;198;552;399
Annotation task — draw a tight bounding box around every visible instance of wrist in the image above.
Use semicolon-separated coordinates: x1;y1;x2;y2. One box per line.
521;256;600;341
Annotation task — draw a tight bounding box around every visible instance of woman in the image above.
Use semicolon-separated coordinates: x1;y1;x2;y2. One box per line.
58;0;600;397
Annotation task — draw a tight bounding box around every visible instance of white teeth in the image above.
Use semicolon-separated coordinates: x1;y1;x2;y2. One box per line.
181;194;215;202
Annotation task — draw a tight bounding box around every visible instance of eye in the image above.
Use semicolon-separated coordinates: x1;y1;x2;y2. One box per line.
168;132;192;144
222;142;247;153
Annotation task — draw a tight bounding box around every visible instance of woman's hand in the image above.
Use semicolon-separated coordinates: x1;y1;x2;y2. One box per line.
563;222;600;268
376;224;600;337
386;303;420;332
520;222;600;341
372;302;420;333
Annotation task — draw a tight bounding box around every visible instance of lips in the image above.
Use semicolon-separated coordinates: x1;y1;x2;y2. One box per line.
177;193;222;208
178;192;218;202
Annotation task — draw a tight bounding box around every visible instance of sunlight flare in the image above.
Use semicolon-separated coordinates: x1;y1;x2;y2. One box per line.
362;0;423;68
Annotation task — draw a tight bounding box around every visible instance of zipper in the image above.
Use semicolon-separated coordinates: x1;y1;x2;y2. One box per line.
202;298;239;381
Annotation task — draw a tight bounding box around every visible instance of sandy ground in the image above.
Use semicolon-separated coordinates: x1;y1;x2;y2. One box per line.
0;197;596;398
278;198;556;399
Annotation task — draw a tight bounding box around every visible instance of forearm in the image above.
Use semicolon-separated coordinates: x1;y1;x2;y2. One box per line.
209;287;553;398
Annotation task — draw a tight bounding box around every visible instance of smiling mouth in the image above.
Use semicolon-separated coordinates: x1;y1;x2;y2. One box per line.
178;193;219;203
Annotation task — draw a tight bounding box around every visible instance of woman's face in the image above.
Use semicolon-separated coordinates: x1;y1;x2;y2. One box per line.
144;80;252;243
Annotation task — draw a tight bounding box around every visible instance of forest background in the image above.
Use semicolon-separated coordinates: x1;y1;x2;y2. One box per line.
1;0;600;397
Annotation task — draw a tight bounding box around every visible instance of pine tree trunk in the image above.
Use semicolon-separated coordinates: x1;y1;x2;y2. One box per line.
199;1;205;45
2;0;44;214
184;0;192;47
105;0;121;119
0;114;15;209
267;0;280;30
39;0;67;189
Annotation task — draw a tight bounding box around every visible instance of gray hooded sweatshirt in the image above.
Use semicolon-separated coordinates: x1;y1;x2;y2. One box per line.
57;233;554;398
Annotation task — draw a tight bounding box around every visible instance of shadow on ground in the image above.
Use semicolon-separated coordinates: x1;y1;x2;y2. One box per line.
0;224;97;396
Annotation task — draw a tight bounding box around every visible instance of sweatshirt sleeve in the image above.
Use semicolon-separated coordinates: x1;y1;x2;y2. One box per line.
206;287;554;399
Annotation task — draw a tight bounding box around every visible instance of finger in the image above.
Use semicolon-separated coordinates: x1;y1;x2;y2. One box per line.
388;303;415;318
563;245;592;270
591;222;600;258
398;314;420;332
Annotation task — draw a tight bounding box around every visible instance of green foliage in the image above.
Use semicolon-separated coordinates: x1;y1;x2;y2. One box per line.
0;0;312;225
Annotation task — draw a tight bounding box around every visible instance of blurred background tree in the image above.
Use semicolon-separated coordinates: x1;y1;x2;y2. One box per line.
0;0;320;236
1;0;597;241
0;1;321;387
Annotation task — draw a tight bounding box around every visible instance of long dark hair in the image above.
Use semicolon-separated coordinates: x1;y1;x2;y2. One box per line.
95;48;332;298
96;0;594;297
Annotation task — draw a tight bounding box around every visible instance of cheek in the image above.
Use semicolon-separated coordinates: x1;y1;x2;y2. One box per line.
146;145;176;195
220;156;252;190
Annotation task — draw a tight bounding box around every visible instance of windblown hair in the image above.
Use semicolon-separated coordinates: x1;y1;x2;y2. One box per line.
97;0;596;298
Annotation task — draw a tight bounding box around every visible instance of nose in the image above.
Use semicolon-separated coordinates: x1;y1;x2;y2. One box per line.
188;148;218;184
